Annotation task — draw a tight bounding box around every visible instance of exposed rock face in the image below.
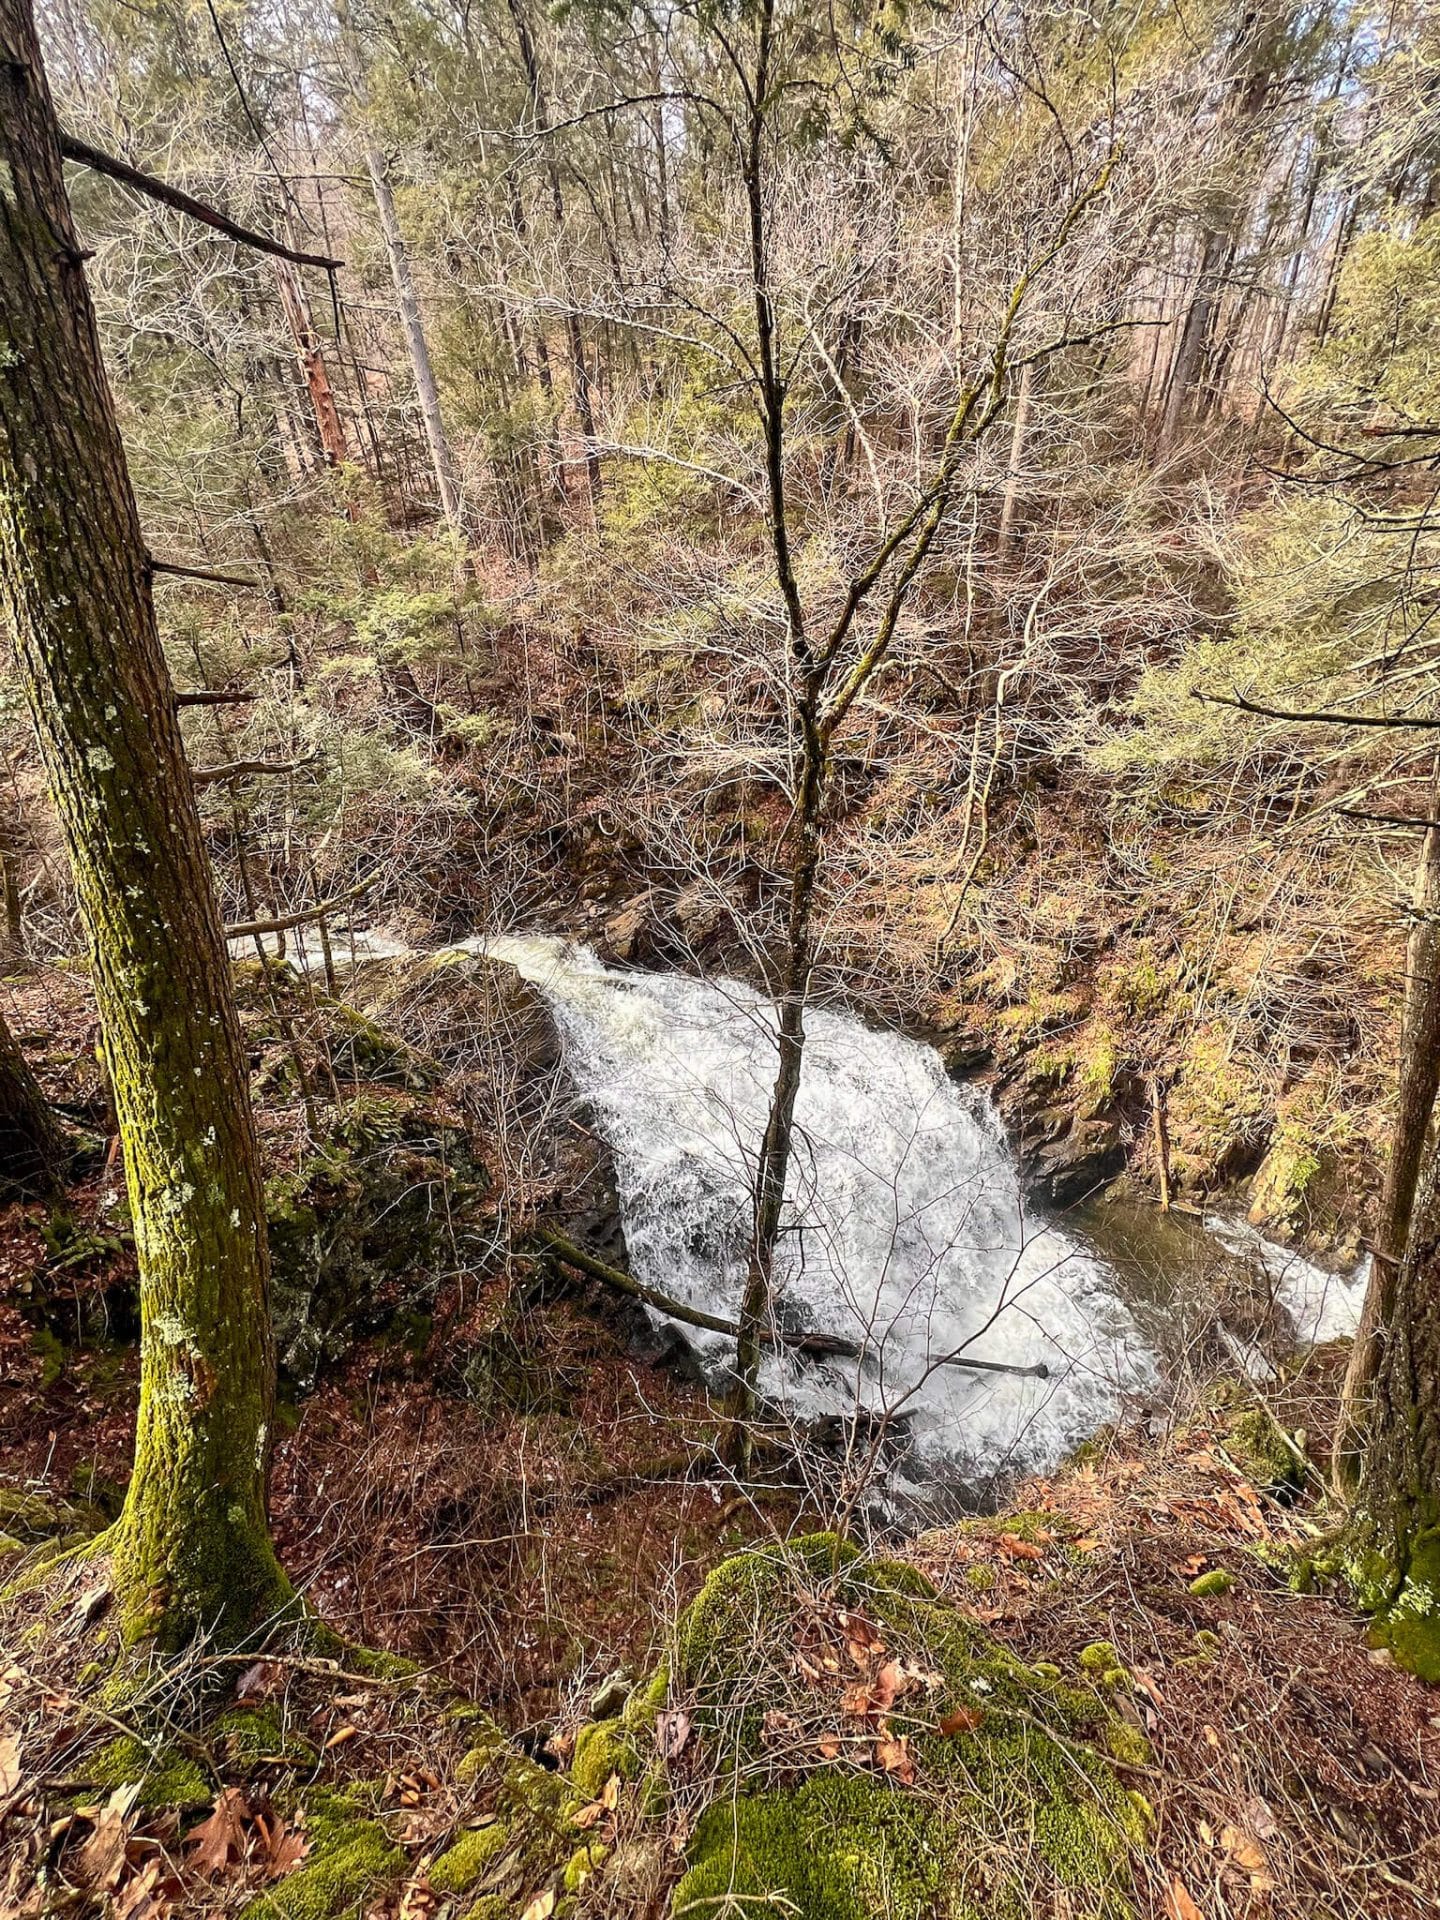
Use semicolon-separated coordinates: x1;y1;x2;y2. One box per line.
600;891;655;963
982;1057;1131;1212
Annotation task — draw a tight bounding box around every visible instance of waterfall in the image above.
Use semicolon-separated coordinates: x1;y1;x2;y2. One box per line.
476;934;1158;1497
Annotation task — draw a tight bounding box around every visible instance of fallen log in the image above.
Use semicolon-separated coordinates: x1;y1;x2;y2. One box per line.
533;1226;1048;1380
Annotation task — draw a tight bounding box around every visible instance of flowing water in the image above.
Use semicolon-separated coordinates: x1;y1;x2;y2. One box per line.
475;934;1159;1500
295;928;1367;1501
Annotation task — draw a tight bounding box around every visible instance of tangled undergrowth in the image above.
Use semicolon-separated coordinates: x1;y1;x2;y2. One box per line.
3;1357;1439;1920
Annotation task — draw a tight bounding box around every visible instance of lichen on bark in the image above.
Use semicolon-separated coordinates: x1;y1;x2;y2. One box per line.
1343;1134;1440;1680
0;0;289;1651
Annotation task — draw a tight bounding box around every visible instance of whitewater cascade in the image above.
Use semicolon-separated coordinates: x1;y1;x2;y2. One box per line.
476;934;1159;1495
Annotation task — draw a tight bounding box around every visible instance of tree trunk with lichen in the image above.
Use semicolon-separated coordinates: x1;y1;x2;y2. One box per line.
1335;785;1440;1493
1345;1136;1440;1680
0;0;288;1649
0;1001;65;1195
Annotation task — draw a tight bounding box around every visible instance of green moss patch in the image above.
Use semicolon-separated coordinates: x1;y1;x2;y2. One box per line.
427;1819;509;1893
665;1534;1148;1920
240;1787;403;1919
84;1734;210;1810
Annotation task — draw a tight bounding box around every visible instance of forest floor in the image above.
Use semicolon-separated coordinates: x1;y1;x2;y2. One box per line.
2;961;1437;1918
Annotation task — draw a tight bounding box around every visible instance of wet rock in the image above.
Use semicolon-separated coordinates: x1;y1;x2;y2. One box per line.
673;880;731;951
1025;1116;1126;1209
600;891;655;963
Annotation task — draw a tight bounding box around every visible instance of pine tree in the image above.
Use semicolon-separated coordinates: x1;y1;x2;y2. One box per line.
0;0;289;1648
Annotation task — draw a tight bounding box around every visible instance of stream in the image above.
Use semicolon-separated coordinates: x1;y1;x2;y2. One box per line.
474;937;1368;1501
300;929;1370;1503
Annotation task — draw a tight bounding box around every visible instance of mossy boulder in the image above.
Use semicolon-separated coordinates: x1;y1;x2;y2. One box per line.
572;1717;641;1799
346;949;559;1087
265;1093;489;1385
1188;1568;1234;1599
0;1483;106;1544
212;1704;317;1774
1226;1407;1306;1499
666;1534;1148;1920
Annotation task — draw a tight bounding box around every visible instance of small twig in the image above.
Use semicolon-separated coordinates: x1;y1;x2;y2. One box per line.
193;752;320;787
175;687;256;708
1333;807;1440;830
150;558;265;592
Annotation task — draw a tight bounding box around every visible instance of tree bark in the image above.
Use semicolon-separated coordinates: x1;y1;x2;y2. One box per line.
996;362;1034;560
1335;783;1440;1490
1157;227;1228;452
0;1002;65;1196
273;258;351;474
1346;1130;1440;1679
0;0;288;1648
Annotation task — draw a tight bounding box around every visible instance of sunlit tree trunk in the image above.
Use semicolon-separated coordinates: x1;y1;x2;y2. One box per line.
0;0;288;1648
506;0;603;511
335;0;465;537
273;258;351;474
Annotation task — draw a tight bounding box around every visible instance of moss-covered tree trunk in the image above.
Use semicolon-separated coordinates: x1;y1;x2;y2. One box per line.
0;1001;65;1195
1335;782;1440;1491
1346;1135;1440;1680
0;0;288;1647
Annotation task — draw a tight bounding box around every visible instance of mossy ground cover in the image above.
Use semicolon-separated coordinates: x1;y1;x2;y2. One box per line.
5;1364;1440;1920
662;1534;1149;1920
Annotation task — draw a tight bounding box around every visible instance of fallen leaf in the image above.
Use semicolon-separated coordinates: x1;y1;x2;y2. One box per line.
655;1707;691;1761
236;1660;281;1702
873;1732;915;1785
186;1786;252;1877
1131;1666;1165;1710
520;1891;555;1920
1164;1874;1206;1920
75;1782;142;1891
938;1705;983;1737
265;1814;309;1880
0;1733;20;1799
113;1858;180;1920
817;1736;842;1760
572;1774;620;1831
323;1725;360;1751
871;1660;906;1711
1220;1823;1274;1886
998;1532;1045;1561
1244;1796;1280;1843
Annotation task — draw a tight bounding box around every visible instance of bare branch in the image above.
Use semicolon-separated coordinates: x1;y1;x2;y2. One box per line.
1192;688;1440;730
60;133;344;270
